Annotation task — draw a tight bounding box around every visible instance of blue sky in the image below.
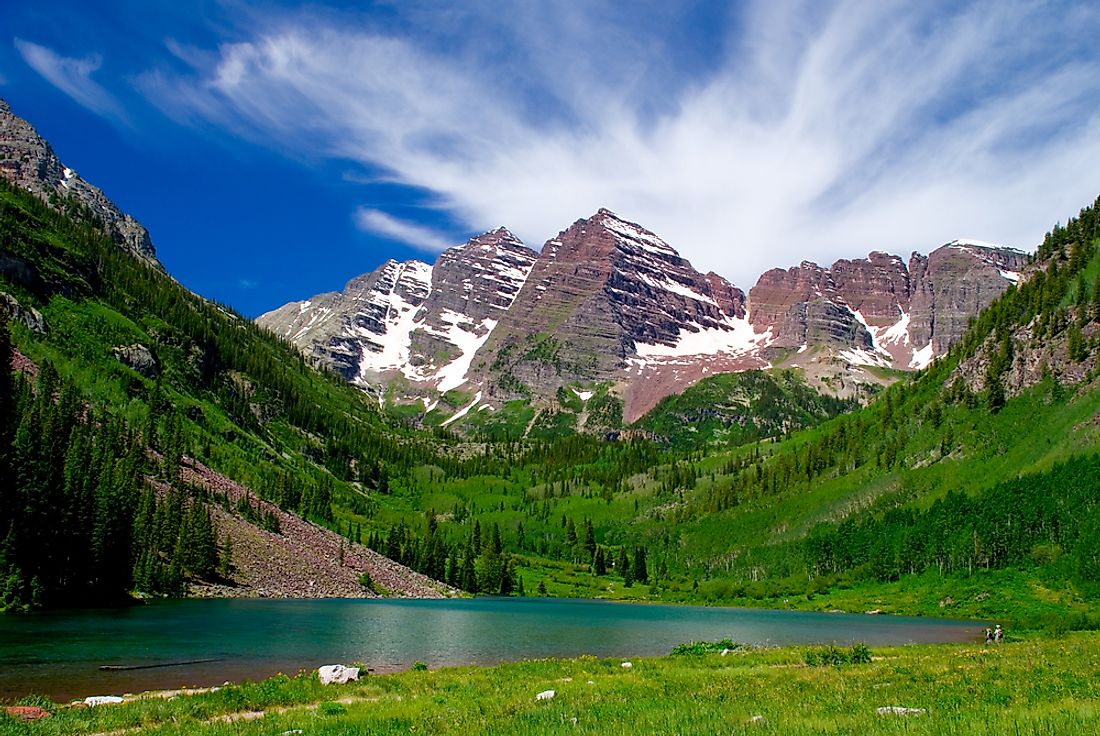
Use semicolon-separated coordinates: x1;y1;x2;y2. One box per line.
2;1;1100;317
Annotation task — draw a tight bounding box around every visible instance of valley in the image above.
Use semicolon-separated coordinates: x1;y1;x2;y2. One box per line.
1;90;1100;730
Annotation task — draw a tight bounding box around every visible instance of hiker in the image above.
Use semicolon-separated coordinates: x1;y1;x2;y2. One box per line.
984;627;993;644
994;624;1003;644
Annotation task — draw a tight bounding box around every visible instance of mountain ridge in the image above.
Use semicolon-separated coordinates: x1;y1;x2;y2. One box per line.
260;208;1025;427
0;97;158;264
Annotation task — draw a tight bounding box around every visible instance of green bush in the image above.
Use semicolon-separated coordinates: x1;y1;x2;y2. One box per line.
804;643;873;666
670;639;741;656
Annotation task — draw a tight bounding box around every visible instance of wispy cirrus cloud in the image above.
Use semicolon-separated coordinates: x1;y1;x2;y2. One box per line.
140;0;1100;286
14;39;127;122
353;208;455;252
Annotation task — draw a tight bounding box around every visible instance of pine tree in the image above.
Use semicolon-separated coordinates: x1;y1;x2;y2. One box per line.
633;546;648;584
593;546;607;576
583;519;596;558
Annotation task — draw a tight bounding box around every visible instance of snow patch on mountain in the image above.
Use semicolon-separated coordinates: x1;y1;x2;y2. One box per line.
635;317;770;360
910;342;935;370
838;347;892;368
423;313;499;393
851;307;912;360
599;210;678;257
354;261;433;381
441;391;482;427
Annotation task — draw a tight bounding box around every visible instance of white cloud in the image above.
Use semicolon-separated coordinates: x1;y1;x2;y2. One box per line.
14;39;127;121
141;0;1100;288
353;208;454;252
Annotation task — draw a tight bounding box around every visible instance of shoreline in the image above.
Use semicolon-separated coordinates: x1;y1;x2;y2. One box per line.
1;596;985;704
3;633;1097;735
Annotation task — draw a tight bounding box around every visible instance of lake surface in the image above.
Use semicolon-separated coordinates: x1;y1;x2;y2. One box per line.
0;597;983;701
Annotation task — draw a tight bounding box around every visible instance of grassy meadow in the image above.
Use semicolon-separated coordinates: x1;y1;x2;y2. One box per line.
2;633;1098;735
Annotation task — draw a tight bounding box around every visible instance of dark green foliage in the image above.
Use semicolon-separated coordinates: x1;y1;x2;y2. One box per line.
635;369;858;449
670;639;740;655
0;345;226;608
804;454;1100;582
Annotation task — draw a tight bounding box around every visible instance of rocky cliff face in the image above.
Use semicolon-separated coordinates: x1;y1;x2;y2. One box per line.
470;209;759;419
256;228;537;393
260;209;1026;429
0;97;157;263
748;240;1026;369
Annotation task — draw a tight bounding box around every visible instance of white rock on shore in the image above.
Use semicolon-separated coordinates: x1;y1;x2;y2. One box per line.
318;664;360;685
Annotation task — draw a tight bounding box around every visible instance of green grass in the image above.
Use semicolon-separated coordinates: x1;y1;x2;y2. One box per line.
4;633;1098;734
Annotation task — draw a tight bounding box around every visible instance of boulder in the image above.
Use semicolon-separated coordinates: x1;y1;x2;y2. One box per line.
113;344;158;378
535;689;555;701
620;661;633;668
0;292;46;334
3;705;51;720
317;664;360;685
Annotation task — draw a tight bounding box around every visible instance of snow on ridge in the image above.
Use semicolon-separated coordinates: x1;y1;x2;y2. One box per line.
572;388;595;401
600;213;678;256
946;238;1025;255
999;270;1021;284
947;238;1015;250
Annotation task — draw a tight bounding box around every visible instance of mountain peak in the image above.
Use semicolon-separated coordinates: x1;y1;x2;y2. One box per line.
0;97;158;263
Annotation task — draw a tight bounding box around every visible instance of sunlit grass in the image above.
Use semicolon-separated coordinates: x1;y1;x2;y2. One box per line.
3;632;1097;735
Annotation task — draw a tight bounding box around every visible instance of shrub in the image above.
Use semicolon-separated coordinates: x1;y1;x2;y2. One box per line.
804;643;873;667
670;639;740;656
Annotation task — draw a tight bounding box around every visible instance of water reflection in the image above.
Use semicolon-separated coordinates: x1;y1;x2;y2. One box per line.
0;597;981;701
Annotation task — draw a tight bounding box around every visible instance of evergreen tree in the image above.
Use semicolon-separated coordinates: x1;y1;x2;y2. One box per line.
633;546;649;584
593;546;607;576
583;519;596;558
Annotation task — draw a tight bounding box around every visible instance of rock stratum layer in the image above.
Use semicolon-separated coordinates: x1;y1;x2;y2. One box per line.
259;228;537;396
0;97;158;263
260;211;1026;427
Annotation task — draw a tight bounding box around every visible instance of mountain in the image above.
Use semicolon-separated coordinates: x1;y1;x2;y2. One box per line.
258;228;537;398
0;98;157;263
750;242;1028;365
262;208;1024;428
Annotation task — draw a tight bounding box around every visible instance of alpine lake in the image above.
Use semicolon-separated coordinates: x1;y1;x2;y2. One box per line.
0;597;982;701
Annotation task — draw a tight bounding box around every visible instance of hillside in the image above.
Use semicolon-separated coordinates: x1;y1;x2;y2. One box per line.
632;369;858;450
0;171;459;609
